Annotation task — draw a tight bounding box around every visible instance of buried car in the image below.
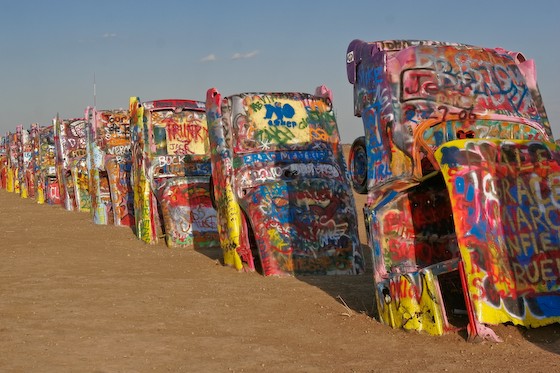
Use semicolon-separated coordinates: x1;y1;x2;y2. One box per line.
53;116;89;212
36;125;60;205
86;107;135;227
205;86;363;276
129;97;219;249
6;128;21;195
346;39;560;341
0;134;7;190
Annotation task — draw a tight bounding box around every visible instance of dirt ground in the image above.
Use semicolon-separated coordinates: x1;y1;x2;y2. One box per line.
1;177;559;372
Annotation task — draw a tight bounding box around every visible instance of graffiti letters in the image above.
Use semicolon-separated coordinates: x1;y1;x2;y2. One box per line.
264;102;297;128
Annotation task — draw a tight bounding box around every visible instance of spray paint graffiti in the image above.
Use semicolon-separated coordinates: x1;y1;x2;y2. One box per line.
158;180;217;248
206;86;363;276
436;139;560;326
8;131;21;195
1;124;61;206
16;125;31;199
27;123;41;200
129;97;219;249
129;98;159;243
86;107;134;226
17;124;41;200
347;39;558;340
36;125;60;205
54;116;89;212
0;135;7;190
2;131;18;194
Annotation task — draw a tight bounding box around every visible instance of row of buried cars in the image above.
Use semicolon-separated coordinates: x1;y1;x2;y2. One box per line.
0;88;363;276
1;39;560;342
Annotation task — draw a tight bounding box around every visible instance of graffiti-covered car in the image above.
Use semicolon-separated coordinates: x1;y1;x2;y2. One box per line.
14;125;30;198
54;116;89;211
129;97;219;249
346;39;560;341
17;124;37;199
6;128;21;194
26;124;41;200
0;133;8;190
205;86;363;276
86;107;134;226
36;125;60;204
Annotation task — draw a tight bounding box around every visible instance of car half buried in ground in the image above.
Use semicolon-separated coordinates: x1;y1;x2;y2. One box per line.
346;39;560;341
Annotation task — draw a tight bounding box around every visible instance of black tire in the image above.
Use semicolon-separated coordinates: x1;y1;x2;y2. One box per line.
348;136;368;194
208;176;217;210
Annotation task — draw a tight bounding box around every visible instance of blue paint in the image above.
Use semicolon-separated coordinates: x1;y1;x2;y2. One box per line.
439;146;460;168
534;295;560;316
466;182;475;202
242;150;331;164
469;221;486;240
455;176;465;194
264;103;296;127
434;130;444;147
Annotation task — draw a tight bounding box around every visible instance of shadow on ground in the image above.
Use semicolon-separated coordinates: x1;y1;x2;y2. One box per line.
195;240;560;355
521;323;560;354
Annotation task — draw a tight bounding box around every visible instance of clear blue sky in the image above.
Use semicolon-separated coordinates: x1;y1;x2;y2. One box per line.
1;0;559;143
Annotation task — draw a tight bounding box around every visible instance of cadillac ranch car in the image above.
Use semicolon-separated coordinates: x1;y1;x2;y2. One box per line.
129;97;219;249
36;125;60;205
3;132;14;192
17;124;35;199
0;134;7;189
85;107;134;226
6;130;21;194
205;86;363;276
26;124;41;200
13;125;28;198
3;125;42;200
54;116;90;212
346;39;560;341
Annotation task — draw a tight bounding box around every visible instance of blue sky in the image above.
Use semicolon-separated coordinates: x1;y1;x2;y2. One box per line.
1;0;559;143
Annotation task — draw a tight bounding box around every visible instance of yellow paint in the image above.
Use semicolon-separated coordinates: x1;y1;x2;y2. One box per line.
72;165;90;212
475;296;560;327
217;185;243;270
419;270;446;335
267;228;290;252
13;169;20;195
137;161;155;244
376;271;447;336
36;185;45;204
436;138;560;328
130;96;157;244
159;111;208;155
6;167;14;193
20;181;28;199
244;96;311;145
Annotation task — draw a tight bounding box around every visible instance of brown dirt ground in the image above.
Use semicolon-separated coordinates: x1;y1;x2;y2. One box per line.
1;149;559;372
